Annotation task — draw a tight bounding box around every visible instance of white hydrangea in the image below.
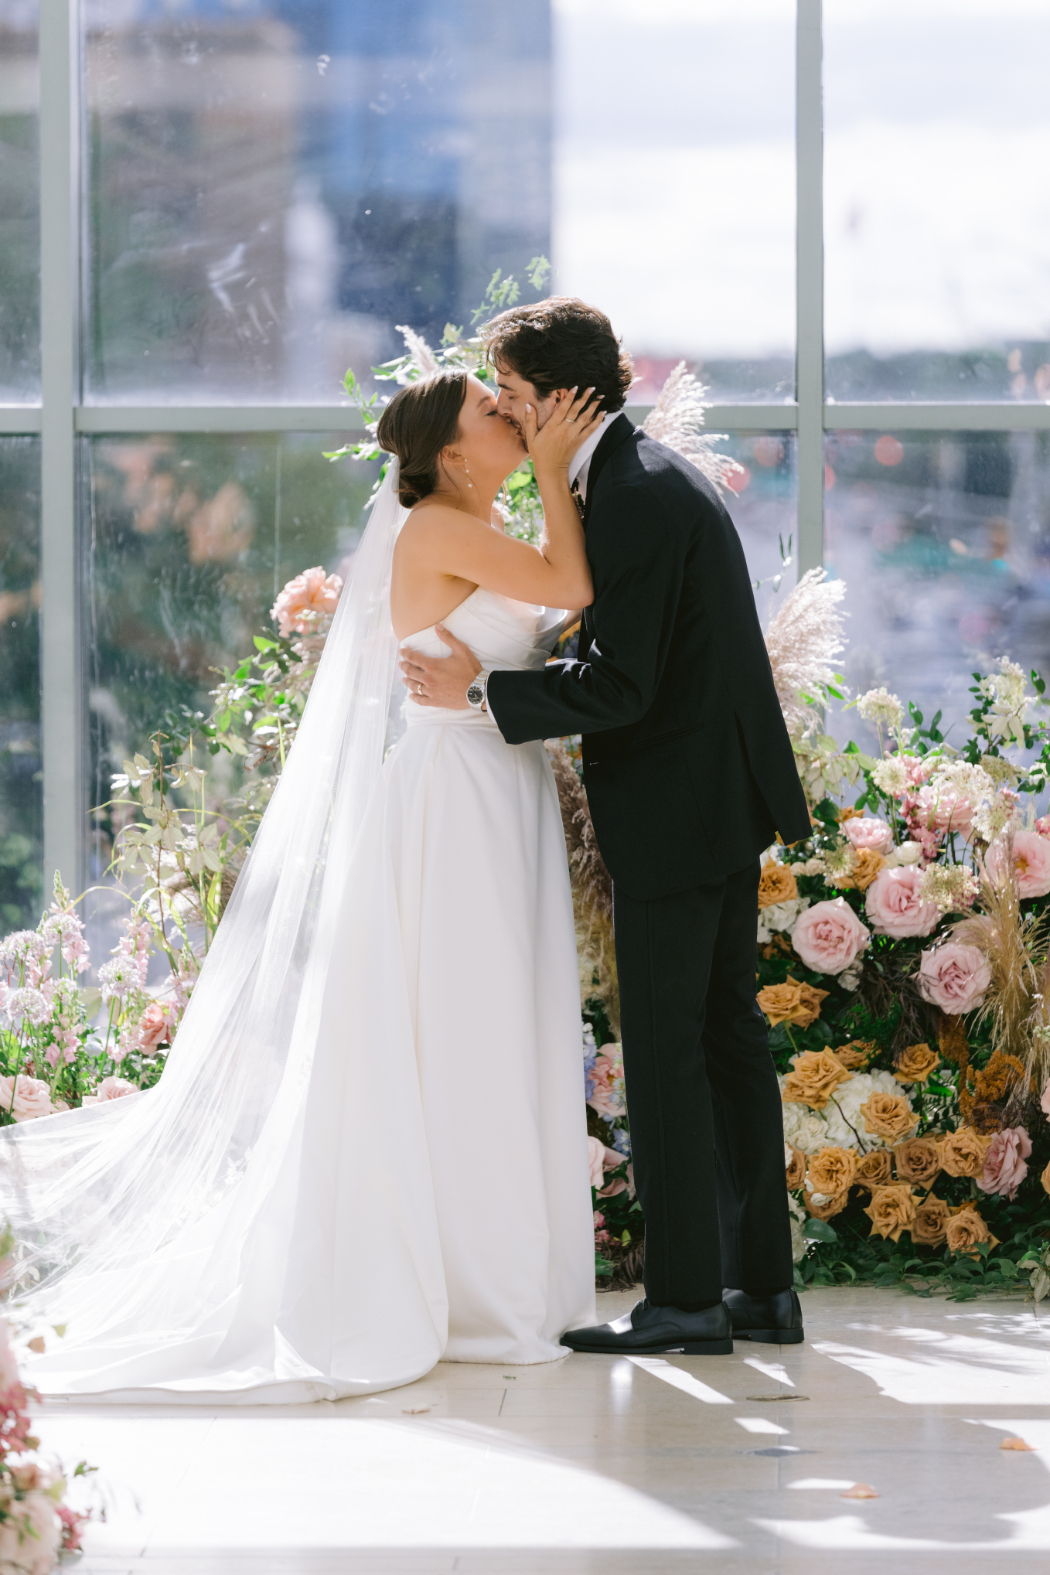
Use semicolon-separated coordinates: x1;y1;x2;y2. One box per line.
779;1087;830;1155
787;1195;810;1264
757;896;810;945
822;1070;911;1150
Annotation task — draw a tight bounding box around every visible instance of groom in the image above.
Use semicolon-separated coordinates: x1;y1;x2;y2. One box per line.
400;297;812;1355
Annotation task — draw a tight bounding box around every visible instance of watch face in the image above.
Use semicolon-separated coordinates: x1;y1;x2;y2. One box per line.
467;682;484;704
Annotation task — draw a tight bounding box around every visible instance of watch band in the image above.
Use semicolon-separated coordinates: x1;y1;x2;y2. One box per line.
466;670;489;710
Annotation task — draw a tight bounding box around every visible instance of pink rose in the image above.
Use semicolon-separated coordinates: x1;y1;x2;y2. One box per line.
587;1134;622;1191
137;1000;172;1051
791;898;870;976
81;1076;138;1107
976;1125;1032;1200
0;1075;53;1123
864;866;940;939
915;784;974;838
917;941;991;1015
985;830;1050;900
270;567;343;637
844;817;894;856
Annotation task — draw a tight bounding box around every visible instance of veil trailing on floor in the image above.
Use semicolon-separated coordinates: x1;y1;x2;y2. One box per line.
0;462;409;1346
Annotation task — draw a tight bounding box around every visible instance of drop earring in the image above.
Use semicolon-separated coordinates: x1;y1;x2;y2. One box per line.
464;464;473;489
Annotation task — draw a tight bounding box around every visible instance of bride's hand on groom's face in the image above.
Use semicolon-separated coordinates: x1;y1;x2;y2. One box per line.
524;388;603;478
400;627;482;710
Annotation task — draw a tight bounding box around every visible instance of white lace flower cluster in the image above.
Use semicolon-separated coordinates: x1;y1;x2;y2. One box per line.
856;687;904;733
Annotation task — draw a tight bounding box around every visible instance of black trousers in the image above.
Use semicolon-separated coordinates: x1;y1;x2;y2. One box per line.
613;861;793;1306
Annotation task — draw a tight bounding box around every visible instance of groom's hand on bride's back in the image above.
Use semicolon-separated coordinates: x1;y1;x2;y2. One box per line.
400;627;482;710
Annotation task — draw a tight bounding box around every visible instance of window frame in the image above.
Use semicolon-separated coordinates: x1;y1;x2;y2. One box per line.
4;0;1048;891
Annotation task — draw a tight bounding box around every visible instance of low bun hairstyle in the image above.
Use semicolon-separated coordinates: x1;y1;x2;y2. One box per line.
375;371;469;508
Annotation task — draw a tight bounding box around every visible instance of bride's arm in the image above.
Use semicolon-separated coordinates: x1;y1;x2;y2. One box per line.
405;389;601;610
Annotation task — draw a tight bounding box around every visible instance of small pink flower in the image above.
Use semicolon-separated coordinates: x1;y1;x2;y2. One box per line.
1035;816;1050;837
864;866;940;939
0;1075;53;1122
791;898;870;976
81;1075;138;1107
985;830;1050;900
270;566;343;637
976;1125;1032;1200
844;817;894;856
917;941;991;1015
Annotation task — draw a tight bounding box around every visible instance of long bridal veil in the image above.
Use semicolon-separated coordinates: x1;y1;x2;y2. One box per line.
0;462;409;1346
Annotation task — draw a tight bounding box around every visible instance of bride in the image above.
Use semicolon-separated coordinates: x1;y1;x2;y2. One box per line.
1;372;604;1401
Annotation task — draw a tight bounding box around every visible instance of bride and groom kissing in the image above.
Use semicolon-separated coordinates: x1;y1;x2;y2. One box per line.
9;296;810;1403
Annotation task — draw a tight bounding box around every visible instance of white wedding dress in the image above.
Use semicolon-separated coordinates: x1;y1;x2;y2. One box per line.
14;580;596;1403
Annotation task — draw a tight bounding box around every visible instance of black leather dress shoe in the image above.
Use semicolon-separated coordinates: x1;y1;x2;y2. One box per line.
723;1287;804;1344
561;1298;733;1356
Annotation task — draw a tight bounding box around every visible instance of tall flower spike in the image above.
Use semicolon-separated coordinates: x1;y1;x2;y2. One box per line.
641;362;742;495
394;325;439;380
764;567;848;733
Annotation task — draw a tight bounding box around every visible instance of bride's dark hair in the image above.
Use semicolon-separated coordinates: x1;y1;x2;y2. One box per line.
376;371;469;508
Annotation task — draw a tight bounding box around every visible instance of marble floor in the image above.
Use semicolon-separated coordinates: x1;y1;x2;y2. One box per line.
39;1285;1050;1575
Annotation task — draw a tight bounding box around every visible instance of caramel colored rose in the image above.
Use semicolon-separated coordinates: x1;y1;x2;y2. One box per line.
893;1042;941;1084
911;1196;950;1247
804;1187;849;1221
758;977;830;1030
893;1136;942;1188
864;1182;918;1242
839;848;887;892
833;1040;876;1070
859;1091;919;1143
1042;1157;1050;1198
786;1146;807;1189
839;806;862;823
758;862;799;909
945;1204;999;1258
854;1149;894;1190
781;1048;853;1110
939;1127;992;1178
807;1145;859;1197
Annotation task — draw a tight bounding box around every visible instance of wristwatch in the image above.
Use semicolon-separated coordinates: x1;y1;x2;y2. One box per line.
466;671;488;711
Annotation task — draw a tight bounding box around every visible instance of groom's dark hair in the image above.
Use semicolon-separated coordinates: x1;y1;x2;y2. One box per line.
483;297;634;413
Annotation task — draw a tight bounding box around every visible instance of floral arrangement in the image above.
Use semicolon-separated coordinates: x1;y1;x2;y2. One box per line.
748;583;1050;1300
0;1231;94;1569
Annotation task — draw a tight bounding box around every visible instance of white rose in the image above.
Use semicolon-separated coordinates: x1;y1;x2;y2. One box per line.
885;840;923;867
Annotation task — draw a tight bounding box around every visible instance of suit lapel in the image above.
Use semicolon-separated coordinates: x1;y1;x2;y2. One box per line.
582;414;635;526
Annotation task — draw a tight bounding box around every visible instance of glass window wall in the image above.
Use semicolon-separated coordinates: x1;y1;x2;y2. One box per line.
824;0;1050;402
0;0;39;402
825;427;1050;749
0;436;41;927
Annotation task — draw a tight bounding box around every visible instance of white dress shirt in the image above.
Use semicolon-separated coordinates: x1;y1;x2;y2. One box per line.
567;411;619;503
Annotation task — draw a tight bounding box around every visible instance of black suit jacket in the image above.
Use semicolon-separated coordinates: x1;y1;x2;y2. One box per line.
486;415;812;899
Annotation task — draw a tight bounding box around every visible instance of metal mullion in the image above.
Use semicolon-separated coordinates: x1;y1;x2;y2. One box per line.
39;0;81;897
796;0;824;577
825;403;1050;432
0;409;42;433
